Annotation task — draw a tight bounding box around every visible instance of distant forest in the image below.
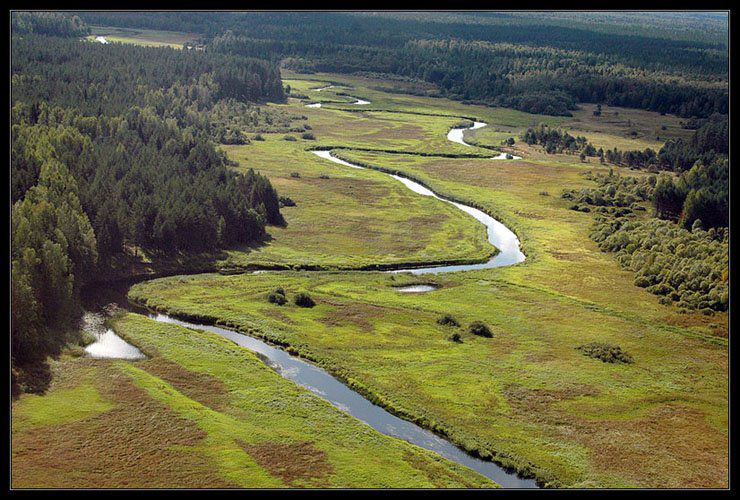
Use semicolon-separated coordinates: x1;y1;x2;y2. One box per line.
77;11;728;117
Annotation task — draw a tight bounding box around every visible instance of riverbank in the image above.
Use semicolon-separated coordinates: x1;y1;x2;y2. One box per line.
11;312;497;488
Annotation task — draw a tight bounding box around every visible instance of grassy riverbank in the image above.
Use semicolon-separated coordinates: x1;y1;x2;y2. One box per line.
11;313;496;488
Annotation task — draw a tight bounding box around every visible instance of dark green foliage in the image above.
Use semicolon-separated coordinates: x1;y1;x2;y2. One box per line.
437;314;460;327
12;11;89;37
75;12;727;117
267;288;287;305
562;171;654;210
11;31;288;373
279;196;296;207
577;343;634;364
522;125;597;156
591;217;728;311
284;135;297;141
449;333;462;343
294;292;315;308
11;35;285;117
290;172;301;178
254;134;265;141
652;159;728;229
12;159;97;364
11;110;283;256
468;321;493;338
302;132;316;140
569;168;728;312
602;114;728;172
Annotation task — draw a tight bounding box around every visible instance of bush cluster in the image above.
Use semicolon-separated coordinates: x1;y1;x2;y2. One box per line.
468;321;493;338
294;292;315;308
267;287;287;305
437;314;459;327
577;342;634;364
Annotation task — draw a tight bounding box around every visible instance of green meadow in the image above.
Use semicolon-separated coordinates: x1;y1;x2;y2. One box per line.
86;25;197;48
13;71;727;488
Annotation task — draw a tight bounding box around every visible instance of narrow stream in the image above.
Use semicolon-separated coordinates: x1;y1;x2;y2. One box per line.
146;311;537;488
311;148;525;274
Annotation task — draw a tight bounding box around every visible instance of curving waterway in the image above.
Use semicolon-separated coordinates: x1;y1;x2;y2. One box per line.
146;311;537;488
311;144;525;274
89;95;536;488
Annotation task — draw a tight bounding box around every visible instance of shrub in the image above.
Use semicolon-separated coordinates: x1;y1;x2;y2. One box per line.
437;314;459;327
576;343;634;364
301;132;316;140
449;333;462;343
253;134;265;141
319;174;330;179
279;196;296;207
267;288;287;305
284;135;297;141
290;172;301;178
294;292;315;308
468;321;493;338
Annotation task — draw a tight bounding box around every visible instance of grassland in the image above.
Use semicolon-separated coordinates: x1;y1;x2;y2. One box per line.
139;73;726;487
13;71;727;488
11;313;495;488
86;26;197;48
218;134;491;271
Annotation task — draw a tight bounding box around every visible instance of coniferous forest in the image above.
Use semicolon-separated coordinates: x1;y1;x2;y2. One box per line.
11;14;285;367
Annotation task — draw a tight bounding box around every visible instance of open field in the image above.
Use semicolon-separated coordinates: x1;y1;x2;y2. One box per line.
87;26;197;48
11;313;494;488
14;71;728;489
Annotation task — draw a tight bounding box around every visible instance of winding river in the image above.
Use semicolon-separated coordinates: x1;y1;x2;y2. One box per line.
88;89;536;488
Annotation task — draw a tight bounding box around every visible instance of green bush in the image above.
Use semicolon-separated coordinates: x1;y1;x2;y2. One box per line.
576;342;634;364
253;133;265;141
267;288;287;305
437;314;459;327
284;135;297;141
449;332;462;343
290;172;300;178
468;321;492;338
294;292;315;308
301;132;316;140
279;196;296;207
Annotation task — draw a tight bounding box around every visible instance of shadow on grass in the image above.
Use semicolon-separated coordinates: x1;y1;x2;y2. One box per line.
12;359;53;399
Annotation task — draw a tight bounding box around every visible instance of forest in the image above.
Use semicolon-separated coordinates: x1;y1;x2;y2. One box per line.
11;16;286;371
76;11;728;118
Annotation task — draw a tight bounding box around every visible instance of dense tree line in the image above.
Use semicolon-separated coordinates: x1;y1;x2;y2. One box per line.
11;11;89;37
11;35;284;117
11;27;286;372
653;159;728;230
76;12;727;76
602;114;728;171
564;170;728;312
522;124;599;156
71;12;727;118
592;217;728;312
